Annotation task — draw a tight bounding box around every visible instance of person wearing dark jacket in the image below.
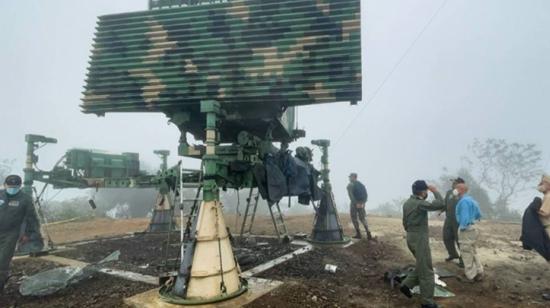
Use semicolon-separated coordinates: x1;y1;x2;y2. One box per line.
521;197;550;261
441;177;464;264
347;173;373;240
521;175;550;301
0;175;41;293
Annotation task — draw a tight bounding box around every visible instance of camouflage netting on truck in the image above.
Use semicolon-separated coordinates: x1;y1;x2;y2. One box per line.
82;0;361;114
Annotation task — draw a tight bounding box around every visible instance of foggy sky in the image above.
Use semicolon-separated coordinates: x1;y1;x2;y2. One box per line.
1;0;549;210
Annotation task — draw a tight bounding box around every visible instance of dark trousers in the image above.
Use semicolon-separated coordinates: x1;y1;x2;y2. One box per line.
0;230;19;290
350;203;370;234
443;218;460;259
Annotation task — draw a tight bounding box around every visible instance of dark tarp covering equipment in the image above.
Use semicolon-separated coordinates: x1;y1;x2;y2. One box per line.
254;150;320;204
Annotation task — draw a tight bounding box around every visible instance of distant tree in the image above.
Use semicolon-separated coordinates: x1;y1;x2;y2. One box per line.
139;160;157;175
93;188;158;218
463;138;543;219
436;168;495;218
370;197;406;218
42;196;93;222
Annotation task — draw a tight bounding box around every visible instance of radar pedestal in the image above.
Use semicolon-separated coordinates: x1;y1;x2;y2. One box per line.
309;140;350;245
159;100;247;304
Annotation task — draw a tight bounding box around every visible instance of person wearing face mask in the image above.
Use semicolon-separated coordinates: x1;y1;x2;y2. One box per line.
455;183;483;282
0;175;40;293
441;177;465;267
399;180;445;308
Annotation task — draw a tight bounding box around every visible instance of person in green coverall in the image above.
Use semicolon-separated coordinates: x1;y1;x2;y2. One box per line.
399;180;446;308
0;175;40;293
441;177;465;266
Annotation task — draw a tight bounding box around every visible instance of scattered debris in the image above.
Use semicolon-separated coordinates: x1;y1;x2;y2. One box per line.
53;234;299;275
19;266;86;296
434;274;447;287
384;267;451;295
19;251;120;296
235;248;260;267
324;264;338;273
106;203;131;219
412;285;455;298
434;267;456;278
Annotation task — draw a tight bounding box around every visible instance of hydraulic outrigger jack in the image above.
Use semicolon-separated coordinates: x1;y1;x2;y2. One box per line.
147;193;176;232
148;151;177;232
309;140;350;245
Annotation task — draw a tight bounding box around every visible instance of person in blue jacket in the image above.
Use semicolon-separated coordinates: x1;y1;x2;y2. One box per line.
455;183;484;282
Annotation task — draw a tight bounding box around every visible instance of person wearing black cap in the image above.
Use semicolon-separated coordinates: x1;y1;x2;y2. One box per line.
442;177;465;265
399;180;445;308
347;173;373;240
0;174;40;292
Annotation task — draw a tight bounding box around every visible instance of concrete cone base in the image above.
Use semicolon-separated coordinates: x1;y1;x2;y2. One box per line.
307;236;351;245
159;281;247;305
148;209;176;232
309;191;349;245
147;194;176;232
160;201;245;304
127;277;280;308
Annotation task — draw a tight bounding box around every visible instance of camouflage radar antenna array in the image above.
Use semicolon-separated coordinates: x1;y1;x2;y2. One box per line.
83;0;361;304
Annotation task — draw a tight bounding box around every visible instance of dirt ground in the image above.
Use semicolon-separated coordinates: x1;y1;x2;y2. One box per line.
247;215;550;307
45;217;150;244
0;258;152;308
12;213;550;307
52;233;300;275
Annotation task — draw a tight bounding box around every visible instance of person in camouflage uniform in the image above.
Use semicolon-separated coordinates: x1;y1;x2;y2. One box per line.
399;180;445;308
347;173;373;240
0;175;41;292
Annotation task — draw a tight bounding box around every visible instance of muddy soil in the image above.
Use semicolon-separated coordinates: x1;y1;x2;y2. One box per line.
53;233;299;275
30;215;550;307
246;216;550;308
0;258;151;308
249;240;414;308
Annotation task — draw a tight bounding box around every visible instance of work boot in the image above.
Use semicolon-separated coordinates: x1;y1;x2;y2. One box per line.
353;232;362;239
445;256;458;262
421;304;439;308
366;231;376;241
542;292;550;301
399;285;413;298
